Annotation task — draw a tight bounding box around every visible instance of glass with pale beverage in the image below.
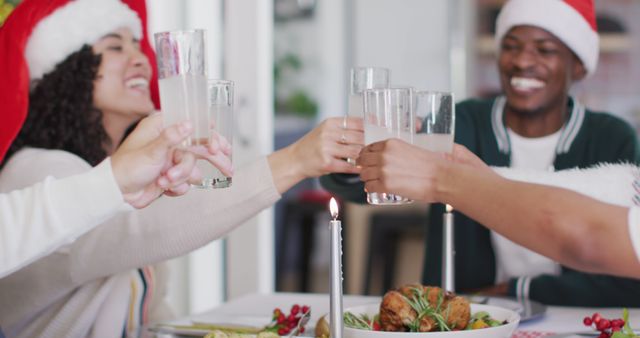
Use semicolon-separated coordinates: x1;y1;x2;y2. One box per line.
346;67;389;165
413;91;455;153
200;79;234;188
363;87;414;205
154;29;234;189
154;29;208;143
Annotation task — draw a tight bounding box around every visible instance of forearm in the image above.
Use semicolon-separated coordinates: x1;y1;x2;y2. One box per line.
0;159;126;278
267;146;305;194
439;164;640;278
69;157;281;283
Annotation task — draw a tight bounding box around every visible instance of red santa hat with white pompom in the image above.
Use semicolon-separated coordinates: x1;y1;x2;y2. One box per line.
0;0;160;163
495;0;599;76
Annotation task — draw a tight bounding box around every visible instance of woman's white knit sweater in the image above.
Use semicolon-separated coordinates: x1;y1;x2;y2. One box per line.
0;148;281;338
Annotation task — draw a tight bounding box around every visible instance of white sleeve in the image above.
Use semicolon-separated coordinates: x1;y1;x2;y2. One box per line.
492;163;639;207
0;158;128;278
628;207;640;264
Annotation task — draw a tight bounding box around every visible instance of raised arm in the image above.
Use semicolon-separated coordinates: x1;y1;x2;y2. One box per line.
359;139;640;279
0;117;198;278
269;117;363;194
445;164;639;278
0;116;364;312
0;160;125;279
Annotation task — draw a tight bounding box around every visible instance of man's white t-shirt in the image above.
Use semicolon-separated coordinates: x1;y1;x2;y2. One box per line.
492;128;563;284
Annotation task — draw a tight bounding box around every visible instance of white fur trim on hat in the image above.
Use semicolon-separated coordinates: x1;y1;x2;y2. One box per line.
495;0;599;76
25;0;142;80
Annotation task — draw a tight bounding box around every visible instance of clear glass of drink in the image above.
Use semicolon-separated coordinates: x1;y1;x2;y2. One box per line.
414;91;456;291
200;79;234;189
154;29;208;146
413;91;455;153
346;67;389;165
363;87;414;205
155;29;234;189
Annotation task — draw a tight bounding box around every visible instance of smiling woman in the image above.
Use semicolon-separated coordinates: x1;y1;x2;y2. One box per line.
92;28;155;154
3;0;151;166
0;0;364;336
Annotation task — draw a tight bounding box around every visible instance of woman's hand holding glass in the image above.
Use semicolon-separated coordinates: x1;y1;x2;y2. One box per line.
186;130;233;177
268;117;364;194
112;113;234;208
293;117;364;177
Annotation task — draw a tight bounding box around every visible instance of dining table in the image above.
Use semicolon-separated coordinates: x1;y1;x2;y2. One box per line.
155;292;640;338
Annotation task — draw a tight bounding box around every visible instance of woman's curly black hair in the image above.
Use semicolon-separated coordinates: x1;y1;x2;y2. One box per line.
3;44;111;167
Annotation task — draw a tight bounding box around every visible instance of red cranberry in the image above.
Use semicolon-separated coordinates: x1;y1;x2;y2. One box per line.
612;319;625;328
291;304;300;315
584;316;593;326
597;319;611;331
592;313;602;324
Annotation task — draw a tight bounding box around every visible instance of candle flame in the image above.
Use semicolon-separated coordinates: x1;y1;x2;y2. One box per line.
445;204;453;213
329;197;339;220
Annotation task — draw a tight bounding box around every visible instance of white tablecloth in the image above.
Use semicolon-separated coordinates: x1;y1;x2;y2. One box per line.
172;292;640;336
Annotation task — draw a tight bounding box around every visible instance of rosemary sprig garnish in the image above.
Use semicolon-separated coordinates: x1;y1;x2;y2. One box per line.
344;312;374;330
402;287;451;332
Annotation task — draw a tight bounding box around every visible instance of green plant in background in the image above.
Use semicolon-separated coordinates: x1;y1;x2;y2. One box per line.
274;52;318;118
274;53;302;80
0;0;20;26
281;90;317;118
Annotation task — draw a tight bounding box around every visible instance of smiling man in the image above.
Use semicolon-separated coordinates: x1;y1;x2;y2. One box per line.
421;0;640;306
321;0;640;306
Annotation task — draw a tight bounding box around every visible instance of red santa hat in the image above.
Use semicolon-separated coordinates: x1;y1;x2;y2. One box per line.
495;0;599;76
0;0;160;163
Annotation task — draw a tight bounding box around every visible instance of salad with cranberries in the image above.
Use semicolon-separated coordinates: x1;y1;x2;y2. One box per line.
583;310;638;338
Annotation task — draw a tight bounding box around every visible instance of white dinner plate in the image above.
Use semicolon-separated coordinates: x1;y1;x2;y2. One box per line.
148;324;211;337
340;302;519;338
465;296;546;323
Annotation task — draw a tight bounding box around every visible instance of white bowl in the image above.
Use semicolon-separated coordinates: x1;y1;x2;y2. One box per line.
343;303;520;338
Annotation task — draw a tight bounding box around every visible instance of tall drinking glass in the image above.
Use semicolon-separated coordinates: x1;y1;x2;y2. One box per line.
414;91;455;291
413;91;455;152
199;79;234;189
155;30;232;189
346;67;389;165
154;29;208;146
363;88;414;205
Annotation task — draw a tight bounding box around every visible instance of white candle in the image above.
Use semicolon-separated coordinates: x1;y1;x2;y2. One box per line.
442;203;455;292
329;197;343;338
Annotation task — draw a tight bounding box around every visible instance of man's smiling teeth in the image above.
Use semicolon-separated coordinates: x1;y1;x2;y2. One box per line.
511;77;545;90
126;78;149;89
